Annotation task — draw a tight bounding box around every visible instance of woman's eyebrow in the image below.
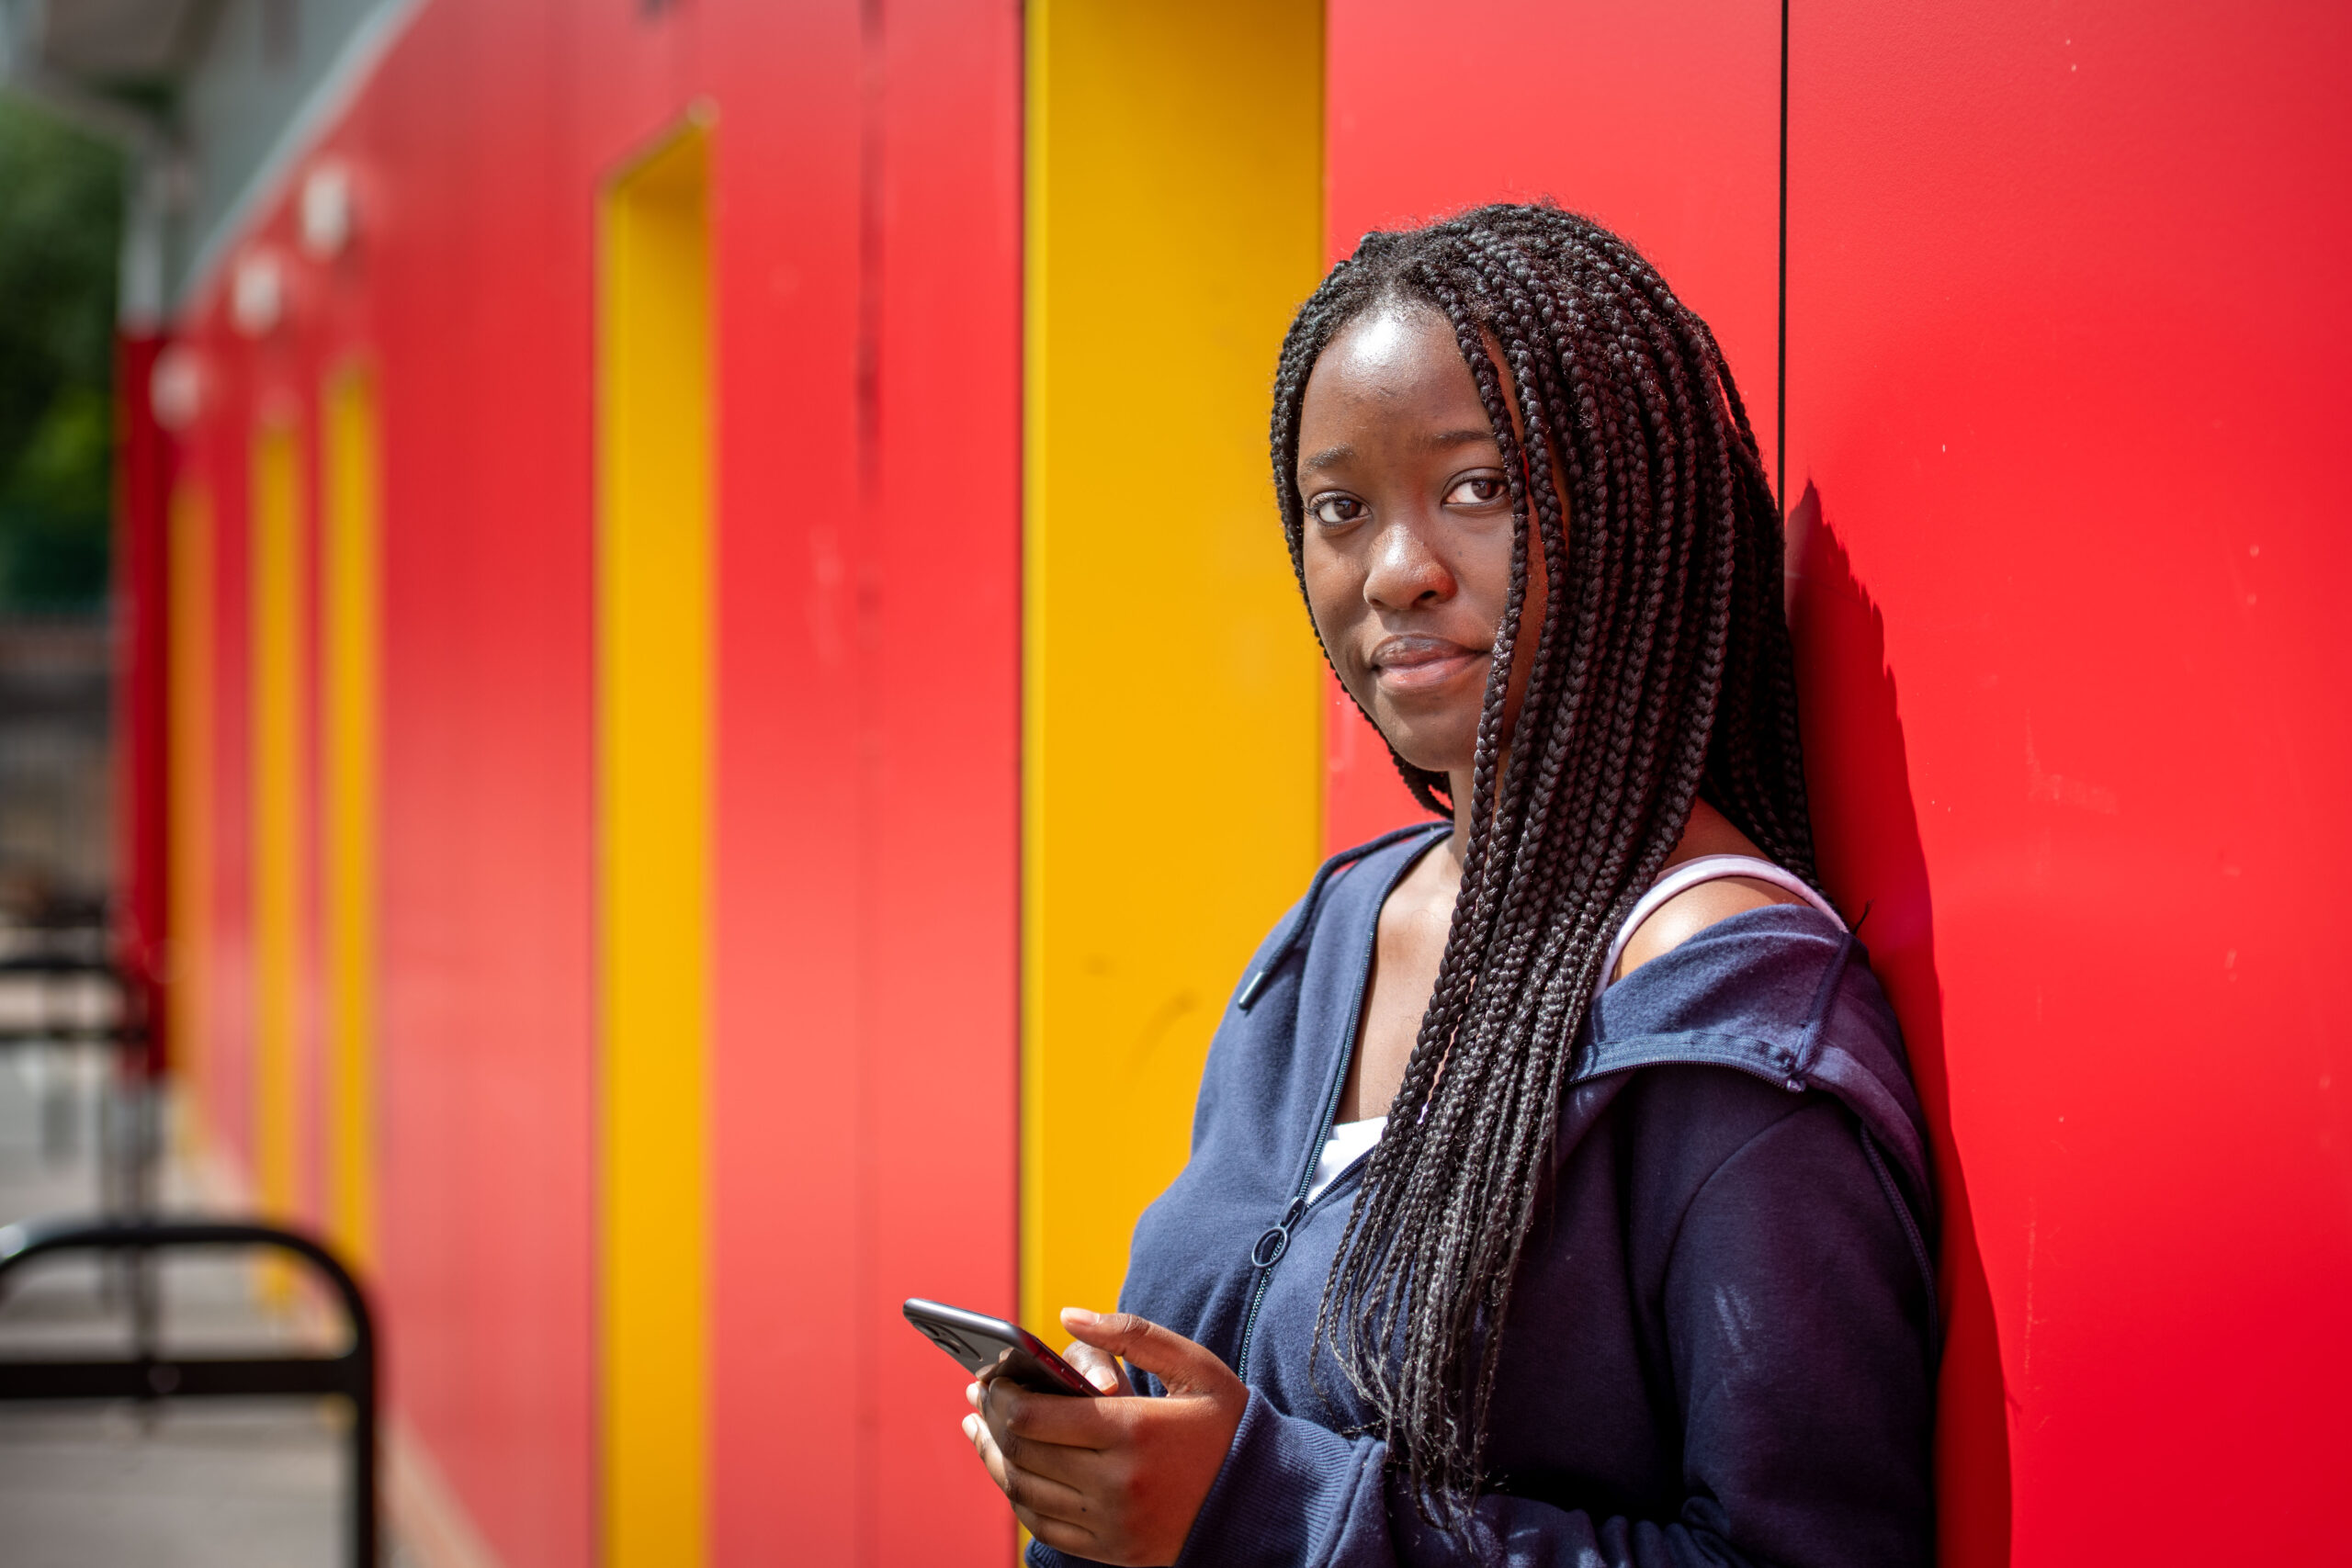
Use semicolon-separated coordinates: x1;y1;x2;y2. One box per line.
1305;428;1496;473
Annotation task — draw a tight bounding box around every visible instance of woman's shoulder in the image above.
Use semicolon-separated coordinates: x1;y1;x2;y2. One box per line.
1576;902;1920;1180
1580;902;1871;1048
1611;873;1813;981
1582;900;1933;1210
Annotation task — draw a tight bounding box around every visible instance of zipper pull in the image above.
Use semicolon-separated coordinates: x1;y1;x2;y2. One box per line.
1250;1196;1306;1270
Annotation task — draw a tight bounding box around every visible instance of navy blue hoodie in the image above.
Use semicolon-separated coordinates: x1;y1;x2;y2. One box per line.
1032;823;1938;1568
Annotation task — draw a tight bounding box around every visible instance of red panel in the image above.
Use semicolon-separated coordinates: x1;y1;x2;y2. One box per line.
163;1;1022;1562
704;5;867;1558
1324;0;1781;852
1786;3;2352;1561
360;4;597;1556
707;0;1022;1562
861;2;1023;1558
194;328;256;1173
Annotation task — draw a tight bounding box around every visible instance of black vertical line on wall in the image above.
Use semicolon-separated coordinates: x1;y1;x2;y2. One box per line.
1777;0;1789;514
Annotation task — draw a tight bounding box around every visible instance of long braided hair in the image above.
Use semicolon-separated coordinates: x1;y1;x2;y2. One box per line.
1270;204;1817;1514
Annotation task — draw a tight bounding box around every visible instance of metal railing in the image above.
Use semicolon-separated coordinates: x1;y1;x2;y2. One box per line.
0;937;159;1217
0;1216;379;1568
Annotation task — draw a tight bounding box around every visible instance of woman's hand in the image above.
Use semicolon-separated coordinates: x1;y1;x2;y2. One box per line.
962;1307;1248;1566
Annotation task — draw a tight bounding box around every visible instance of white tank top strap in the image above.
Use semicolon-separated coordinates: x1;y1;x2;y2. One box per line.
1596;854;1844;1000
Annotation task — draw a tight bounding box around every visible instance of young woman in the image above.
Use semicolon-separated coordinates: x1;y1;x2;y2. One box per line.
964;204;1938;1568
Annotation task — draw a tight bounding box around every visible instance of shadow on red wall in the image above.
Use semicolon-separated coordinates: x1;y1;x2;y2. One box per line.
1785;485;2011;1568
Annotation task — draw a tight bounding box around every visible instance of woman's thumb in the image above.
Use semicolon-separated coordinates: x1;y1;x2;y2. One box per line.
1060;1308;1233;1396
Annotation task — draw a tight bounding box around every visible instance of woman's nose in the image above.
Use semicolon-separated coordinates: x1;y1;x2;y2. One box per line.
1363;517;1452;610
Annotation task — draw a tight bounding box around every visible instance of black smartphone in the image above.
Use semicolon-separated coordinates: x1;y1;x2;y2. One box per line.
902;1297;1105;1398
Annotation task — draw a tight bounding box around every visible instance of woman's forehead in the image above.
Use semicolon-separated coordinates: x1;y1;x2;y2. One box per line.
1304;308;1485;423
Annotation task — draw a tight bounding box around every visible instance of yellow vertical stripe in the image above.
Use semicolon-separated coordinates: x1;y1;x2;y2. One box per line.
168;484;215;1144
322;367;380;1275
251;423;306;1226
1023;1;1328;1334
596;116;712;1568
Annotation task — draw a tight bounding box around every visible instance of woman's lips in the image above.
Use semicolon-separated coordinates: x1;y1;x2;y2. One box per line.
1369;636;1487;693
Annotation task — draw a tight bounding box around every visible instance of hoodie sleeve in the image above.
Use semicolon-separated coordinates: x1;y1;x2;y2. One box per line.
1029;1089;1932;1568
1026;1393;1755;1568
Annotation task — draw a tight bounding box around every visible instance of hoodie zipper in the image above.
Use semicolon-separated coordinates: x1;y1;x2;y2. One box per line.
1232;866;1394;1383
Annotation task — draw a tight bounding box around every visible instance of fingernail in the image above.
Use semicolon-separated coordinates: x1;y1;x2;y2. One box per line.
961;1414;978;1438
1062;1306;1100;1326
966;1381;981;1407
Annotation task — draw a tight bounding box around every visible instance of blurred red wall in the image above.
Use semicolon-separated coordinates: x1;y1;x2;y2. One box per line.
162;2;1020;1562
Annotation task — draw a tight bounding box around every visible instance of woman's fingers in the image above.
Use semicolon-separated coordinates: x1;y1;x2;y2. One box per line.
961;1405;1012;1494
1061;1307;1242;1400
1014;1501;1107;1561
1060;1337;1131;1394
978;1374;1136;1452
961;1408;1103;1540
978;1394;1125;1494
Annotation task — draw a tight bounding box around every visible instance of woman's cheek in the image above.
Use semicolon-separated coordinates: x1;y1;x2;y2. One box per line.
1304;596;1363;685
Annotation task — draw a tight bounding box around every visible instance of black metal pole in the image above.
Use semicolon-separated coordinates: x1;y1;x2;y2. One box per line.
0;1217;380;1568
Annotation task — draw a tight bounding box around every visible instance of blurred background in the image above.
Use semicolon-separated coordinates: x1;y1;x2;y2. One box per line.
0;1;2346;1565
0;93;117;919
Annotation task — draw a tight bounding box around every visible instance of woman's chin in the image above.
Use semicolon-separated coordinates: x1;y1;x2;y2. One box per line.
1365;719;1473;782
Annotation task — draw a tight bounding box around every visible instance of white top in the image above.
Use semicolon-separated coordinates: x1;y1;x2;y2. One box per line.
1305;855;1841;1204
1306;1112;1388;1201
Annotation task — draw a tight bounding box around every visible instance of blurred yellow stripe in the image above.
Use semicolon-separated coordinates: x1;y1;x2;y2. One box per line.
168;483;214;1145
596;116;713;1568
250;421;306;1235
322;367;380;1275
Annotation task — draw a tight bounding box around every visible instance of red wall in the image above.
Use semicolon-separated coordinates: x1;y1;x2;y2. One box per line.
164;2;1021;1562
1787;2;2352;1560
367;5;594;1545
693;2;1023;1561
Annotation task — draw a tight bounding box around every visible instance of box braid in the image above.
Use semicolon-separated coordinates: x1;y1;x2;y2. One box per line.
1268;204;1817;1517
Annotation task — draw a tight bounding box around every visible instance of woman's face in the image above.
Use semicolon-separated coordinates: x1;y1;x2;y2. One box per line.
1296;305;1545;782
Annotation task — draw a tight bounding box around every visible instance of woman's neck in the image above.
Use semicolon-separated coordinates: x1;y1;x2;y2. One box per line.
1441;768;1767;884
1445;765;1476;877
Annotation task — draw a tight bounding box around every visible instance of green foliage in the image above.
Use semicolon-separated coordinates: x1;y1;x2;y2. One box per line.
0;95;122;614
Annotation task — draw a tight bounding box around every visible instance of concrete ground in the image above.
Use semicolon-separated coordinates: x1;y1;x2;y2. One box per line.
0;1030;368;1567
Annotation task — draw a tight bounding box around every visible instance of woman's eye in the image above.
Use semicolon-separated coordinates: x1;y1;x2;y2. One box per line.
1309;494;1366;526
1445;474;1508;505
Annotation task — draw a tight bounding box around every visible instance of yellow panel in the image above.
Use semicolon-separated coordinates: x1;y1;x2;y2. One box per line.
1023;1;1328;1334
322;367;380;1275
251;422;306;1227
167;484;214;1145
597;116;712;1568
